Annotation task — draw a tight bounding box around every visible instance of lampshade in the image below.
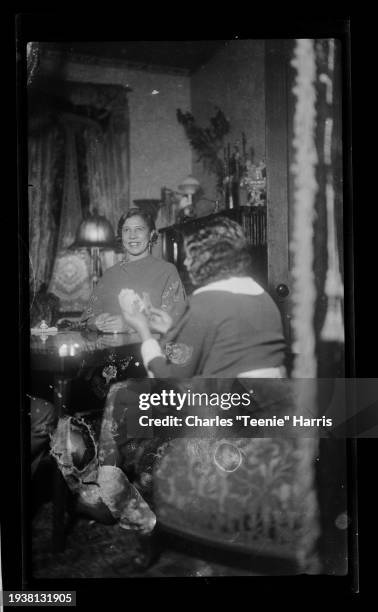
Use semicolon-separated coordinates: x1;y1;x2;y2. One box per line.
178;175;200;196
70;209;116;249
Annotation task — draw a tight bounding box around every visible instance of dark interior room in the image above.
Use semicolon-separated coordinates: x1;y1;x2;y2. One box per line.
17;32;353;585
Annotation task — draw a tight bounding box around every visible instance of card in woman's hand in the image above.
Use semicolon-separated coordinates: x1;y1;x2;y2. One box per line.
119;289;146;314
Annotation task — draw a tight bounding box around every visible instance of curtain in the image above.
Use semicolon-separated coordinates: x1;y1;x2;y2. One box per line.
313;39;345;376
28;125;65;292
28;81;130;311
78;107;129;229
48;120;93;312
290;38;344;378
72;85;130;272
68;82;130;227
289;39;347;576
58;121;84;250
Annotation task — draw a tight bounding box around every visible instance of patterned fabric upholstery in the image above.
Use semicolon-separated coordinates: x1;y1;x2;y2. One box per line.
49;377;321;571
153;437;320;571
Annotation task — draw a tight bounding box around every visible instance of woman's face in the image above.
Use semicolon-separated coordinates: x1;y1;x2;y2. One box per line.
122;215;151;260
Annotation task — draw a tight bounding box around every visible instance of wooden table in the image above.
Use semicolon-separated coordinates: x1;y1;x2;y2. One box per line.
30;329;146;551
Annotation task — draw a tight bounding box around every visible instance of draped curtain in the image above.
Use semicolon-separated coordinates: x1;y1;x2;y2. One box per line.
290;38;344;378
58;121;84;250
77;106;129;229
28;125;65;292
47;118;93;312
28;80;130;312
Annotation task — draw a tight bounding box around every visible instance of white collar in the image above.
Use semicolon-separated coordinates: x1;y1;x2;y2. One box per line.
193;276;264;296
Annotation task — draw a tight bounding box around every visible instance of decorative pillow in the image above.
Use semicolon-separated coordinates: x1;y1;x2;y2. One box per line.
49;250;92;312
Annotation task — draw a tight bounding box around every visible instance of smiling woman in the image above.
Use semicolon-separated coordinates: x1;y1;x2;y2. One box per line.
80;208;187;335
121;212;154;261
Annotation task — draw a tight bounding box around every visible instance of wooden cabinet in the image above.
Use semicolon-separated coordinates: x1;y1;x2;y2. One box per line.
159;206;267;294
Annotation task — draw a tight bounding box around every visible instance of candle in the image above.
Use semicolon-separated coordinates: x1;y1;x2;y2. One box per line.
59;344;68;357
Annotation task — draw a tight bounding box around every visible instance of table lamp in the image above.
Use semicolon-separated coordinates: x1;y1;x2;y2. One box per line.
178;175;200;207
70;209;116;289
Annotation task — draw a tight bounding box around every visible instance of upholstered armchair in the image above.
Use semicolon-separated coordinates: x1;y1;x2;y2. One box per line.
152;435;320;573
49;378;321;573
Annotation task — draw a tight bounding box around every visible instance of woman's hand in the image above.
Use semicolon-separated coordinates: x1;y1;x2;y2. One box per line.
148;307;173;335
95;313;127;333
119;304;151;341
94;313;110;331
